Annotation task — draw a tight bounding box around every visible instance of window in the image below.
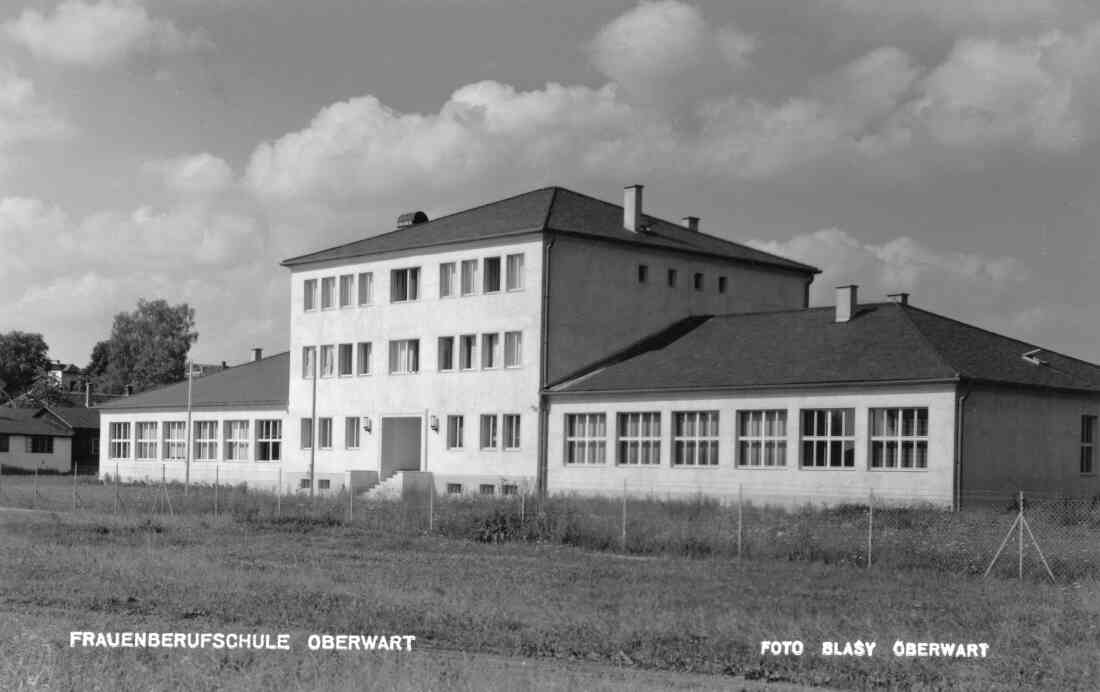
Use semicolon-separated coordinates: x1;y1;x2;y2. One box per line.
637;264;648;283
388;339;420;374
318;418;333;449
481;333;500;369
438;336;455;371
163;421;185;460
506;253;524;290
320;345;335;377
339;274;354;307
459;335;477;370
504;331;522;368
28;436;54;454
483;257;502;293
460;260;478;296
321;276;336;309
358;272;373;305
801;409;855;468
502;484;518;496
718;276;728;294
356;342;372;375
617;412;661;465
1081;415;1096;474
345;417;360;449
693;273;703;291
480;484;495;496
0;434;8;453
135;422;157;460
300;418;313;449
503;414;521;450
447;483;463;495
439;262;457;298
109;422;130;459
390;267;420;302
194;421;218;461
304;279;318;311
256;420;282;461
446;415;464;449
869;408;928;470
738;411;787;467
302;346;316;379
673;411;719;466
667;269;678;287
318;479;331;490
224;420;249;461
564;413;607;464
299;478;311;489
480;415;499;449
338;343;353;376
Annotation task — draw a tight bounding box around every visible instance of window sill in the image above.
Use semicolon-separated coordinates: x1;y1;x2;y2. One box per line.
670;465;721;469
735;465;788;470
799;466;858;471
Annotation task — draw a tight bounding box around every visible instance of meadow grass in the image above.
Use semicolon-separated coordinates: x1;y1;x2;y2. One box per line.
1;509;1098;690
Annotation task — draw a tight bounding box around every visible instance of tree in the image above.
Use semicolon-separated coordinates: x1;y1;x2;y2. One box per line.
94;299;198;394
0;331;51;400
84;340;111;379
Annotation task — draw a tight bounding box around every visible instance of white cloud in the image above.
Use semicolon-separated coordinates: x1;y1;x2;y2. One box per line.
821;0;1094;32
4;0;211;68
145;152;234;197
0;67;70;160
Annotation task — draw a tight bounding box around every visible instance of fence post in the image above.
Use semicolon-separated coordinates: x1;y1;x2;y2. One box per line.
620;479;627;552
72;462;78;512
347;481;353;524
33;466;38;509
214;465;219;518
1018;490;1024;581
276;467;282;519
520;490;525;524
867;489;874;569
114;463;120;514
737;484;743;559
427;484;434;533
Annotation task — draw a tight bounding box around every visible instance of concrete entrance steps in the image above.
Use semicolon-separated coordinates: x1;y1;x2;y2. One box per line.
363;472;406;500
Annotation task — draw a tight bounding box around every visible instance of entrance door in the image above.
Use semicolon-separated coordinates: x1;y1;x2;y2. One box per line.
380;417;422;480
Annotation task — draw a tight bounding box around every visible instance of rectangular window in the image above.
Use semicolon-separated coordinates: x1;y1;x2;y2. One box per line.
390;267;420;302
338;343;353;376
446;415;464;449
1082;415;1096;474
0;433;8;453
667;269;678;287
459;335;477;370
388;339;420;374
345;416;360;450
135;422;157;460
28;435;54;454
801;409;855;468
502;414;521;450
480;414;499;449
481;333;500;369
318;418;333;449
300;418;313;449
869;408;928;470
438;336;455;371
302;346;316;379
483;257;502;293
321;276;336;309
256;420;282;461
356;342;372;375
693;273;703;291
194;421;218;461
673;411;719;466
304;279;318;311
565;413;607;464
162;421;185;460
737;411;787;467
617;412;661;465
718;276;728;294
502;484;518;496
109;422;130;459
637;264;648;283
224;420;249;461
460;260;478;296
480;484;495;496
504;331;522;368
320;345;335;377
339;274;354;307
439;262;457;298
447;483;462;495
318;479;330;490
358;272;373;305
299;478;310;490
506;253;525;290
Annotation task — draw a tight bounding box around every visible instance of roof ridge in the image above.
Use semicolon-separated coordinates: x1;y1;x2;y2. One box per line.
893;304;960;379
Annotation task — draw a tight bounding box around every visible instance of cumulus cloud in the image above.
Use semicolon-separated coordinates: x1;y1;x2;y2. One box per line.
144;152;235;197
4;0;211;68
821;0;1094;32
0;67;70;162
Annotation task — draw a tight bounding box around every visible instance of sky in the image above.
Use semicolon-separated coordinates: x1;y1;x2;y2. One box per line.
0;0;1098;367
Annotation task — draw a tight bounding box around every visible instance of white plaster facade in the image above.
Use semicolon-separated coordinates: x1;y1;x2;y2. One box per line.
0;434;72;473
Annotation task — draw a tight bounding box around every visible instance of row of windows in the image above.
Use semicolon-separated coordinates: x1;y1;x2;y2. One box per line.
0;434;54;454
301;332;524;378
638;264;728;294
302;254;525;311
444;414;522;451
446;482;520;496
107;421;282;462
563;408;929;470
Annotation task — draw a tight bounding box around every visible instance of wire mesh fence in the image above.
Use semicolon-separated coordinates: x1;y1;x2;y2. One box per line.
1;466;1097;583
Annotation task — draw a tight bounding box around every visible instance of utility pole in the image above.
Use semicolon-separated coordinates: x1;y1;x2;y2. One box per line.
310;350;317;499
185;362;195;495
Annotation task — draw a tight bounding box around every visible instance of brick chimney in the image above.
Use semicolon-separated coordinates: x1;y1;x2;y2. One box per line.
623;184;643;233
835;285;858;323
682;216;700;232
252;348;263;362
84;381;91;408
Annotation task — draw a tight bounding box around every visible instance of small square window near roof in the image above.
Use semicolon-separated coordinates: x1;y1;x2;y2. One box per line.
637;264;648;283
693;273;703;291
667;269;677;287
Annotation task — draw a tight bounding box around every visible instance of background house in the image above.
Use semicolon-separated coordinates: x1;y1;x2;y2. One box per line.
0;407;75;473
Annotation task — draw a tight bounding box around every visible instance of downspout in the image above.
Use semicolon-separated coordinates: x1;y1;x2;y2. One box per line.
537;235;555;497
953;383;970;512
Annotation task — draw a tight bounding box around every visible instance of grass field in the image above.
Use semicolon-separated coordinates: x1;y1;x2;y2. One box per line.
2;506;1098;691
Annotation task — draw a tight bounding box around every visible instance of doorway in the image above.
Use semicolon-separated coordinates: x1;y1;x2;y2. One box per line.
379;417;422;480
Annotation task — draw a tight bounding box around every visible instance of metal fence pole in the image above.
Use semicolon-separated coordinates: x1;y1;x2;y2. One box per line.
214;465;219;518
114;463;120;514
1018;490;1024;581
347;482;353;524
72;462;78;512
620;479;627;552
428;484;434;533
737;484;743;559
276;467;282;518
32;466;38;509
867;489;874;569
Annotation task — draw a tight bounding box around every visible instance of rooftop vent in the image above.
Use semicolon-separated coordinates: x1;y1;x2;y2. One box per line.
396;211;429;229
835;285;858;323
682;216;700;232
251;348;263;362
624;185;643;233
1022;348;1048;366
